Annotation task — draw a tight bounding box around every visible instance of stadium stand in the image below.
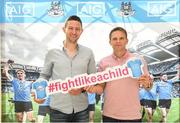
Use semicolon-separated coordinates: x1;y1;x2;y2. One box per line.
1;61;39;93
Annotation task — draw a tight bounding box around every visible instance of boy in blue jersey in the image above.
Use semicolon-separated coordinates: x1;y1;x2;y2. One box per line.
157;74;174;122
139;87;146;119
35;96;50;123
88;93;96;123
142;83;158;122
4;63;35;122
37;97;50;123
32;79;50;123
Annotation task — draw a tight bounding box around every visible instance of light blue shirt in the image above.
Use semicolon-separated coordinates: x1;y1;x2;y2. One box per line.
139;83;157;101
139;88;145;100
12;79;32;102
32;80;48;99
40;96;50;106
157;80;173;99
88;93;96;104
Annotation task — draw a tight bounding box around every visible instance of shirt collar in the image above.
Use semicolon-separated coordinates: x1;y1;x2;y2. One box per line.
62;41;80;52
112;50;129;61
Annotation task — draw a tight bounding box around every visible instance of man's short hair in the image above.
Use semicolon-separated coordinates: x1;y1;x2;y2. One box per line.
65;15;82;27
16;69;25;74
109;27;127;40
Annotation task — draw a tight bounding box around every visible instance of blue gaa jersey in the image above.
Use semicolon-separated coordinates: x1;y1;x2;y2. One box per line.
142;83;158;101
32;79;48;99
149;83;158;101
157;80;173;99
139;88;146;100
88;93;96;104
12;79;32;102
40;96;50;106
127;59;143;78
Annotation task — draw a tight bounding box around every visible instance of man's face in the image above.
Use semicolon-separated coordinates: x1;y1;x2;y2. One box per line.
161;74;168;81
109;30;128;52
63;20;83;43
17;71;25;80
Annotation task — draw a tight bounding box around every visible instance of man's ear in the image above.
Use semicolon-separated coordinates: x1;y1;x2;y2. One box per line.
63;27;65;33
109;40;112;45
126;39;128;44
80;29;83;35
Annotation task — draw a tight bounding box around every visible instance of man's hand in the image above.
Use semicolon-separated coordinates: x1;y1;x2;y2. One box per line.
7;59;14;64
31;92;35;97
2;62;14;81
138;75;153;90
2;59;14;77
31;92;45;104
68;88;82;95
84;85;96;93
34;98;46;104
84;84;104;95
3;63;9;75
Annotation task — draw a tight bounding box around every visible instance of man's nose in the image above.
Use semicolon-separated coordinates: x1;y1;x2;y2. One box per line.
116;39;121;43
72;29;77;34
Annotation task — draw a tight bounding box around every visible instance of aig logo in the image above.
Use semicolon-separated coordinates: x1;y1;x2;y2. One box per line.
147;1;176;17
77;2;105;17
6;2;34;17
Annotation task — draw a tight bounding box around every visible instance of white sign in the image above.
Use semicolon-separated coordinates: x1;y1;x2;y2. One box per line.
6;2;35;17
77;2;105;17
147;1;176;17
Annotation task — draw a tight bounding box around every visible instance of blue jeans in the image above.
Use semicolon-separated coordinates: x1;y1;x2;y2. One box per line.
50;108;89;122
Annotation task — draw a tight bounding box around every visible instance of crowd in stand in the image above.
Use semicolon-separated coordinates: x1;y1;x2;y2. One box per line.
148;59;179;74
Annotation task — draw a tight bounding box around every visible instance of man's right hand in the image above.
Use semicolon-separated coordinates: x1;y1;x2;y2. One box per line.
84;84;104;95
7;59;14;64
138;74;153;90
4;59;14;73
32;92;45;104
2;62;12;80
3;63;9;75
33;98;46;104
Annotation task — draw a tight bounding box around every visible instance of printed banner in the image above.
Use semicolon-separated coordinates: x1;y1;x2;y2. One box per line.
32;58;144;96
1;0;179;23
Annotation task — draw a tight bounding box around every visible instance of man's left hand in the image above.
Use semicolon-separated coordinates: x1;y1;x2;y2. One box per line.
68;88;83;95
138;75;153;90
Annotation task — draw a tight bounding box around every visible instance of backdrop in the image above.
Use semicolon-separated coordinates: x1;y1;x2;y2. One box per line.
1;0;179;67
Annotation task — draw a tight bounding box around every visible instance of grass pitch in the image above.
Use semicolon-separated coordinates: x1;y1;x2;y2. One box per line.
1;93;179;122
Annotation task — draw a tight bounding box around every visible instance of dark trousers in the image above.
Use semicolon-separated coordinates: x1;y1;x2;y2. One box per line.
50;108;89;122
103;115;141;122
